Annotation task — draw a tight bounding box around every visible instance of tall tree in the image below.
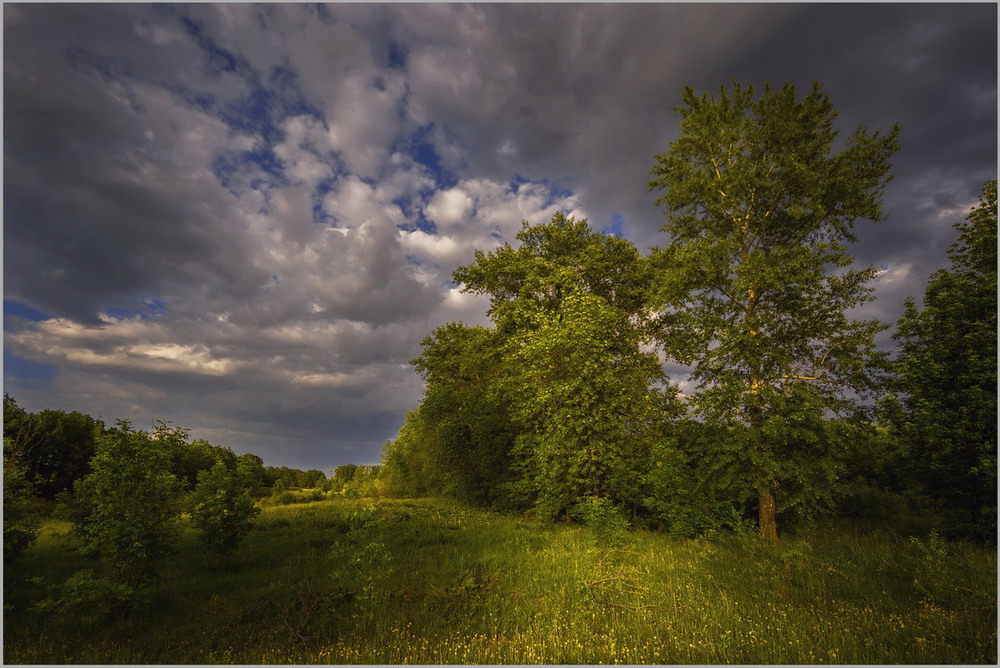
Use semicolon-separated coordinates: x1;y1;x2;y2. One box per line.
887;179;997;541
648;81;900;539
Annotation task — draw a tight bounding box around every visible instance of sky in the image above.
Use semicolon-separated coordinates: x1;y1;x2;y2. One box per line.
3;3;997;472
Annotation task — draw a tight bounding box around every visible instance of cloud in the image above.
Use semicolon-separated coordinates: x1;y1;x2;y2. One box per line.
4;3;995;470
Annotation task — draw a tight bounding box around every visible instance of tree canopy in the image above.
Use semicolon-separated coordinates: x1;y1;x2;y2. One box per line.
646;81;900;539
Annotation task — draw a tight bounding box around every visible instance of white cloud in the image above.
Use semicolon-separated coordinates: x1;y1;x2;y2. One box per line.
425;187;474;230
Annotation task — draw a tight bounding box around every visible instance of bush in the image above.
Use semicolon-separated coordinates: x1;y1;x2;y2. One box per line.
571;496;630;549
32;569;136;625
189;461;261;554
71;421;183;584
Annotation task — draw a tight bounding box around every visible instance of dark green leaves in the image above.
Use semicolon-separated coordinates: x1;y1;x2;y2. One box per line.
888;179;997;541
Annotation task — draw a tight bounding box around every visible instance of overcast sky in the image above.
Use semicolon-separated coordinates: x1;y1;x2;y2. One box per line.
4;3;996;471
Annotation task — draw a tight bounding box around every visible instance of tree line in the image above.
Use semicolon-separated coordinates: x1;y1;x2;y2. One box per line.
379;81;996;543
2;396;336;499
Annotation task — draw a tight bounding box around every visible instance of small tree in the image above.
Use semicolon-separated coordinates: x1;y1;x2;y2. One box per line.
71;420;183;584
189;460;261;554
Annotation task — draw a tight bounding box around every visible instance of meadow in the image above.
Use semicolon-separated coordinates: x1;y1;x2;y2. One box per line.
4;495;996;664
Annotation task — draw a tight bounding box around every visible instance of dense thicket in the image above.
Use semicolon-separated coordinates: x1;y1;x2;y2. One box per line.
1;396;322;498
3;396;333;614
383;214;681;520
3;395;102;500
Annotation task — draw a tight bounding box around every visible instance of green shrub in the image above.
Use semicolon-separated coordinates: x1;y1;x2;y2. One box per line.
70;421;183;584
909;529;958;603
32;569;136;625
571;496;630;548
189;461;261;554
333;505;393;607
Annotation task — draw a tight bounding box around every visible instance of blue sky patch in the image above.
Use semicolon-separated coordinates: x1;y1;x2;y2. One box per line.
403;124;458;189
388;41;407;70
3;349;57;388
393;196;436;234
104;297;166;321
4;300;51;325
538;178;575;209
509;174;532;193
312;178;338;224
602;214;625;237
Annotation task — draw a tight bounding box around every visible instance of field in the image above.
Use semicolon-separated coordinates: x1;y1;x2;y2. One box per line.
4;496;996;664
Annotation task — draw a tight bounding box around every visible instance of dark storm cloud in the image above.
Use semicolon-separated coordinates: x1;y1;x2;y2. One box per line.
4;3;995;470
4;3;264;323
692;3;997;276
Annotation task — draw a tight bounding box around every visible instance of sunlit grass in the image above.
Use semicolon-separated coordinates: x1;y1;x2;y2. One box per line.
4;496;996;664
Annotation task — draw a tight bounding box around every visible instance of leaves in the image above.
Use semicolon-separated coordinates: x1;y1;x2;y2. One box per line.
390;212;677;518
888;179;997;541
648;81;900;536
71;421;184;584
189;460;262;554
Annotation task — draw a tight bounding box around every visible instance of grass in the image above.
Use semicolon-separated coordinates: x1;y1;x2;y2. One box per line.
4;496;996;664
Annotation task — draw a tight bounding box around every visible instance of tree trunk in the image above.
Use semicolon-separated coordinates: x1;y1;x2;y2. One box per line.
759;488;778;540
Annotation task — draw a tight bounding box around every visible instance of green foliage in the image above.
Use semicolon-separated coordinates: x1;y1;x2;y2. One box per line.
454;212;652;334
886;179;997;542
31;569;136;625
3;396;104;500
335;505;393;601
3;436;40;564
342;467;380;499
235;452;266;490
189;461;261;554
331;463;359;492
410;322;519;506
404;211;680;517
502;290;675;518
642;426;748;537
70;420;184;584
907;530;955;604
264;465;328;489
570;496;630;549
267;488;327;505
648;81;900;537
